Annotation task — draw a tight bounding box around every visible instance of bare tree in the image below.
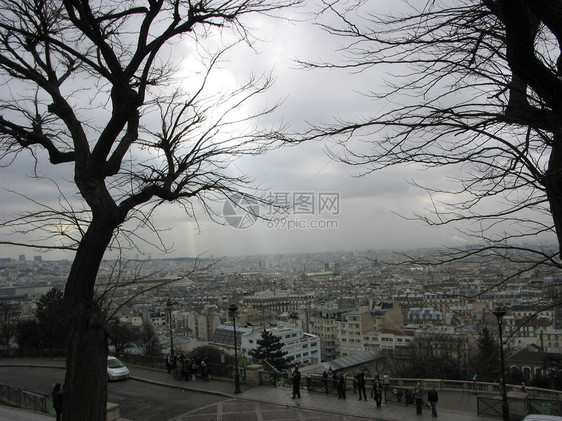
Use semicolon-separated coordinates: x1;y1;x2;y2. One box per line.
301;1;562;271
0;0;300;419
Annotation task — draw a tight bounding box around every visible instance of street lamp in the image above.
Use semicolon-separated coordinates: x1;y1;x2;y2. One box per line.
493;306;510;421
167;299;175;359
228;303;242;394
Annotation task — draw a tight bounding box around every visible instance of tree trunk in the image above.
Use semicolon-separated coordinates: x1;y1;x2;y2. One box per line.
545;132;562;259
62;219;116;421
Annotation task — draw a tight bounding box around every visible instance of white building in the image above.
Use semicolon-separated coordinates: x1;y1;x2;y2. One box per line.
240;325;322;366
364;329;414;352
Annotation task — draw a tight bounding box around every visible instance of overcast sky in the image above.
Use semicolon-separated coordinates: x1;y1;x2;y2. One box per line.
0;1;549;262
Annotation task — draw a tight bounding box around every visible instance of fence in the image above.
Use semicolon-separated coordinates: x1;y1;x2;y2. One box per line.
528;398;562;416
118;353;246;383
477;396;503;418
0;348;65;359
0;383;53;415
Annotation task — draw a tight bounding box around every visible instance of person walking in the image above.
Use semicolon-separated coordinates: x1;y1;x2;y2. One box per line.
428;386;438;418
52;383;64;421
372;378;383;408
415;382;423;415
356;370;367;401
337;371;346;400
291;366;301;399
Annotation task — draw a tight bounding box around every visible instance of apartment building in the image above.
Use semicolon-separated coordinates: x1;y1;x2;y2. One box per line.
187;310;222;341
364;329;414;352
337;309;375;357
308;308;354;361
242;293;314;313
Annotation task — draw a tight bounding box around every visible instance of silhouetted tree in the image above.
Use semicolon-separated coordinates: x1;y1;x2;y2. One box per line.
36;288;67;349
472;327;501;382
249;329;292;371
106;319;142;355
188;345;230;364
0;1;300;419
14;319;42;349
0;301;20;350
141;322;161;357
302;1;562;283
400;334;469;380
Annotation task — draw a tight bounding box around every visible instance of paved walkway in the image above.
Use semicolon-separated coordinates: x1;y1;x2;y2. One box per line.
129;366;497;421
0;362;499;421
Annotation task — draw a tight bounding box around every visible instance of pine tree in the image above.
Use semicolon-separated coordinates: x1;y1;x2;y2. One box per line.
249;329;293;371
473;327;501;382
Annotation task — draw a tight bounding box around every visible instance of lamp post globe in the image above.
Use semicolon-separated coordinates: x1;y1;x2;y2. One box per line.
493;306;509;421
228;304;241;394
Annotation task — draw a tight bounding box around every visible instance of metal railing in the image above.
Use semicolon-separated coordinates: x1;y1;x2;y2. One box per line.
117;353;247;382
477;396;503;418
0;383;53;415
528;398;562;416
0;348;65;359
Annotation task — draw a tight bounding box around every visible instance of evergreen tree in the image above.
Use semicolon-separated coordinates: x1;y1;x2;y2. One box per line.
473;327;500;382
14;319;42;349
0;302;20;350
36;288;67;349
248;329;292;371
15;287;67;350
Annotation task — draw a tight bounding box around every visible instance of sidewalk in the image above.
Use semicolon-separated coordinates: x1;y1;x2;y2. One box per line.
130;366;499;421
0;361;499;421
0;406;52;421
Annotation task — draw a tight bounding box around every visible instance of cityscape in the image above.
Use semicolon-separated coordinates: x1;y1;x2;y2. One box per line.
2;246;561;390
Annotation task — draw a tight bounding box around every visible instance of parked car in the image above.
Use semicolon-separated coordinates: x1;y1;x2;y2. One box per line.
522;415;562;421
107;356;129;381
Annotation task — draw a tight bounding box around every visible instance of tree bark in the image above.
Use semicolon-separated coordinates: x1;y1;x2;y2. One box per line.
545;132;562;259
62;218;116;421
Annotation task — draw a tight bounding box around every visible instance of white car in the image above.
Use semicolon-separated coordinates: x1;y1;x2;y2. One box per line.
107;356;129;381
522;416;562;421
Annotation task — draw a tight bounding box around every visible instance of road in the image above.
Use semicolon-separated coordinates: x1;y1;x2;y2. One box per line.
0;366;226;421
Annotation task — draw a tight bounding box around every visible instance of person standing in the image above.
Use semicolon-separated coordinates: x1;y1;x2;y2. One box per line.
52;383;63;421
322;370;329;394
291;366;301;399
372;378;383;408
356;370;367;401
415;382;423;415
337;371;346;400
165;354;172;374
427;386;438;418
